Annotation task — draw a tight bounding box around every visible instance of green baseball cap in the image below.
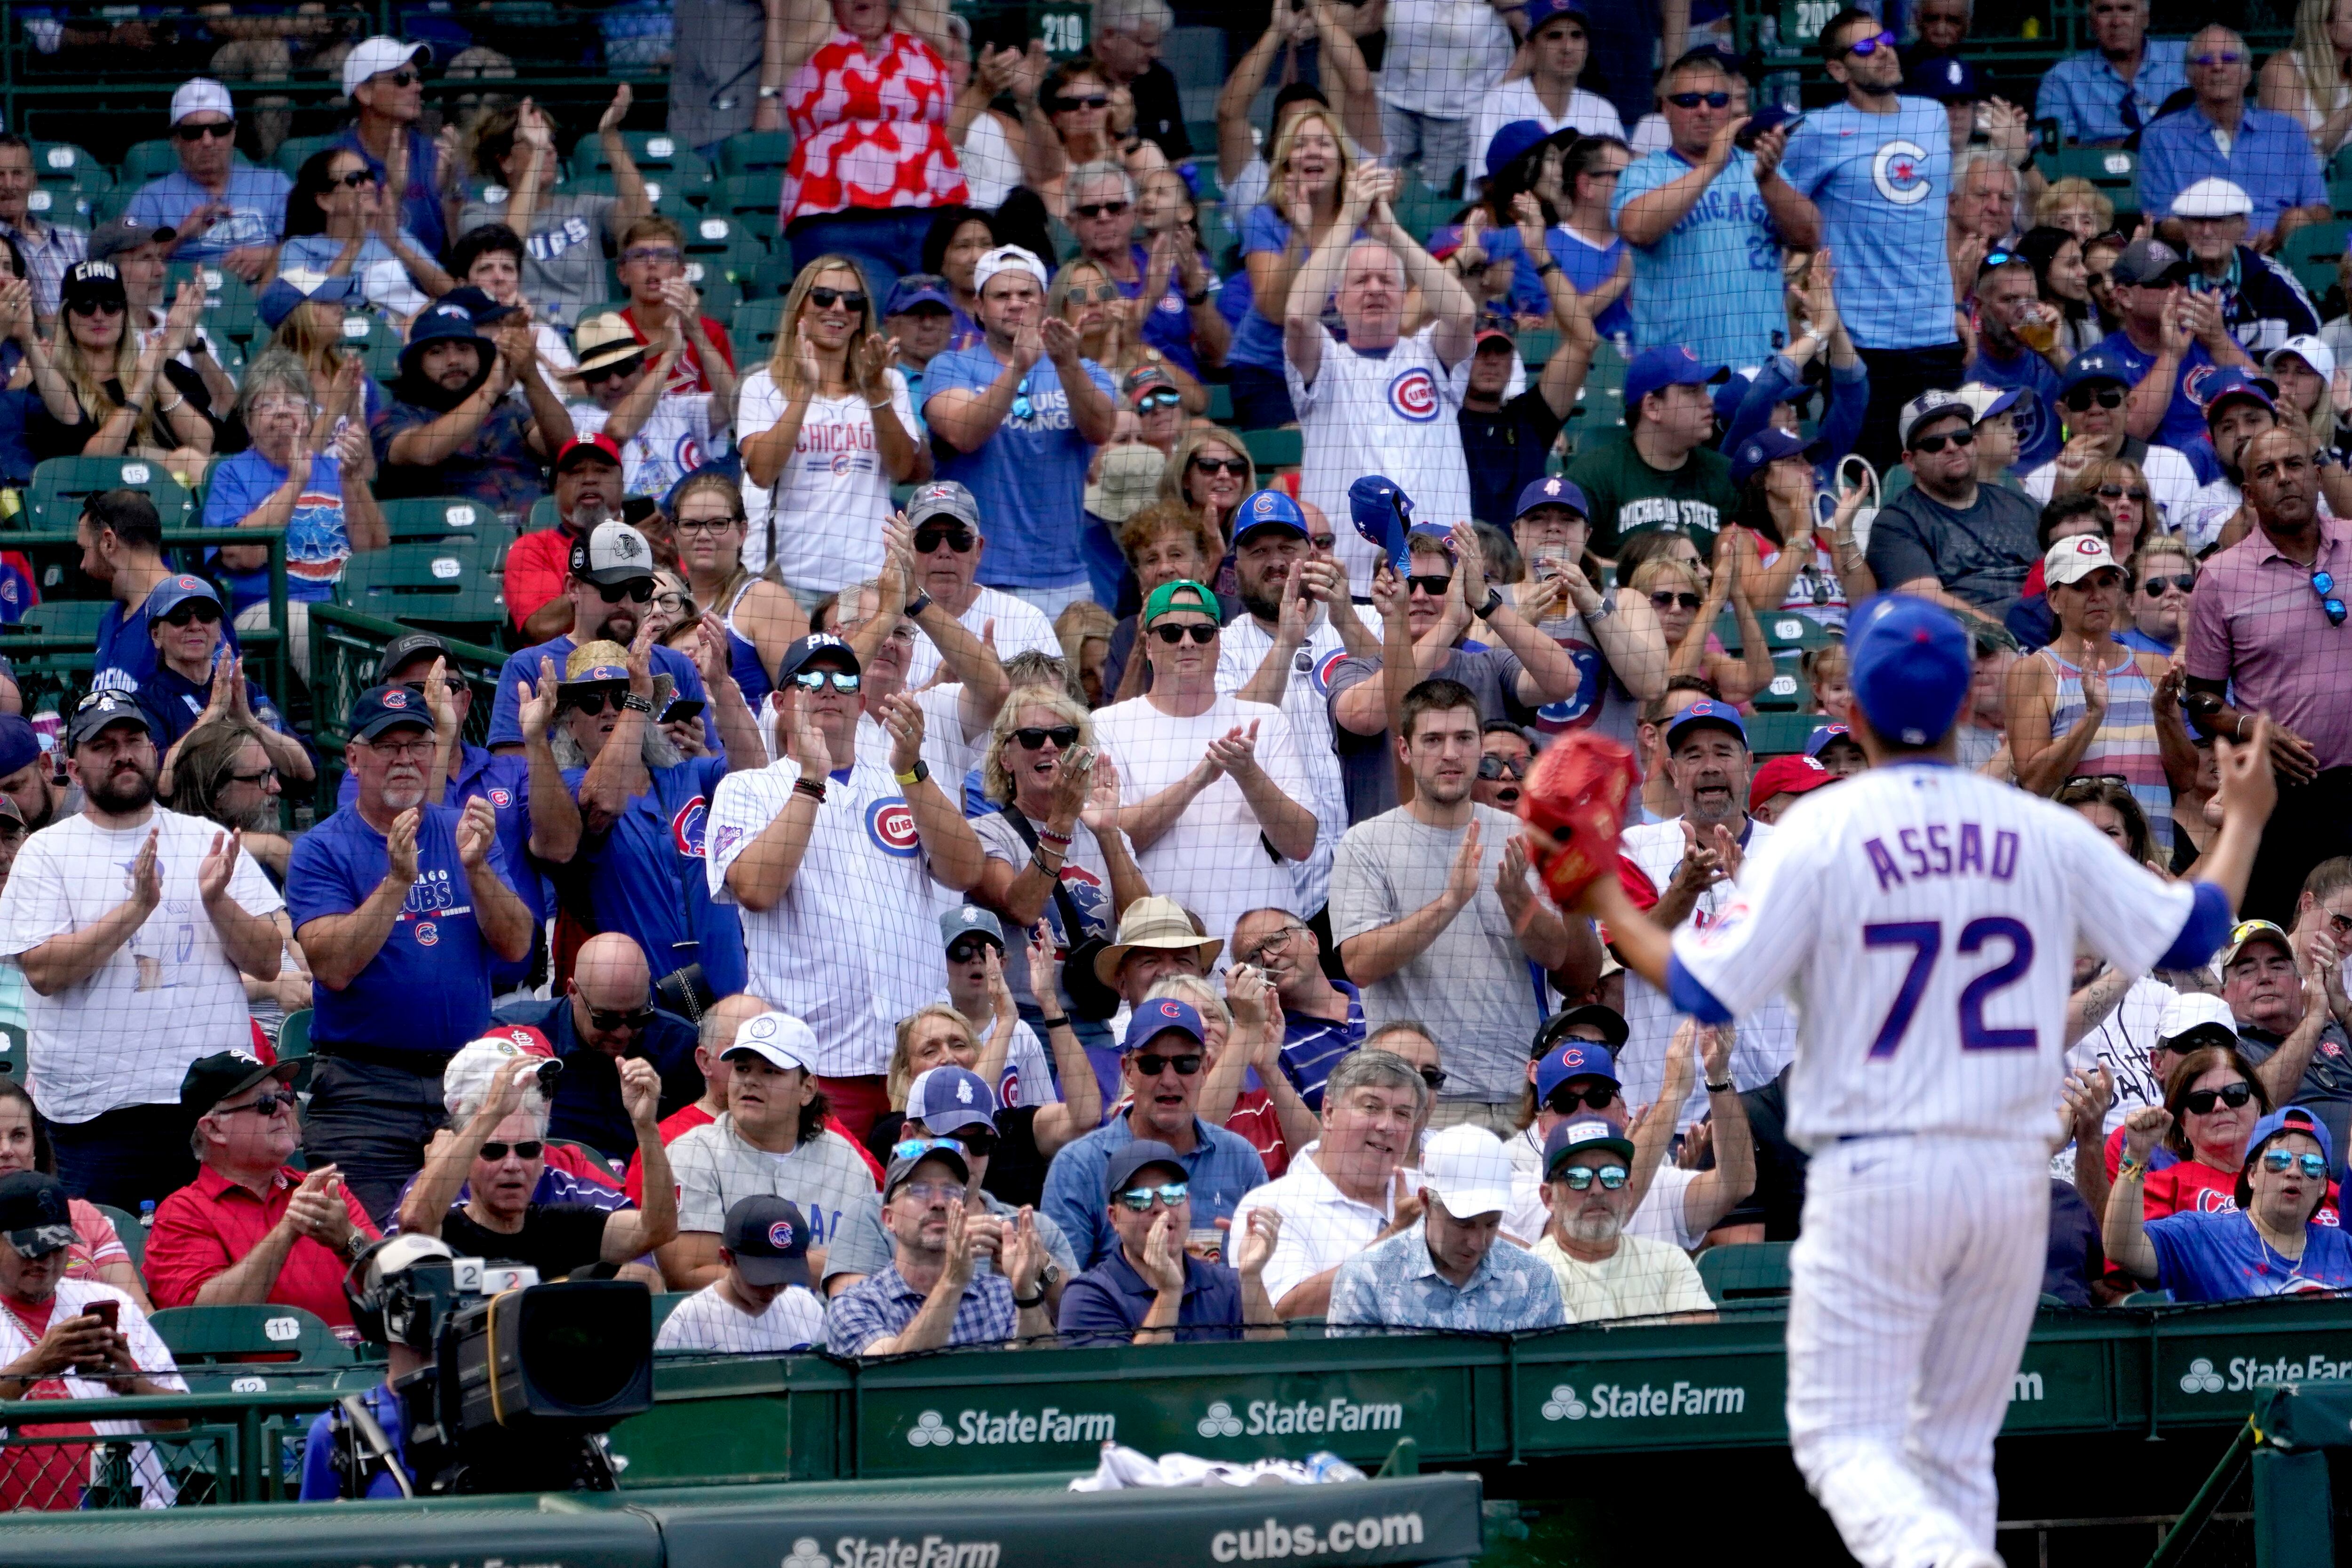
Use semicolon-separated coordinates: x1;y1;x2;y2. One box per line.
1142;579;1218;627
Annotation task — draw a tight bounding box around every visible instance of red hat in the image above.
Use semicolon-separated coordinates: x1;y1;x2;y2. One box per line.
555;432;624;473
487;1023;554;1058
1748;753;1834;811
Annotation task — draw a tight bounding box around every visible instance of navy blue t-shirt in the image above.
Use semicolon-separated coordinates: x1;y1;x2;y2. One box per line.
287;800;515;1056
556;754;746;1002
1055;1248;1246;1344
485;635;715;750
135;660;304;757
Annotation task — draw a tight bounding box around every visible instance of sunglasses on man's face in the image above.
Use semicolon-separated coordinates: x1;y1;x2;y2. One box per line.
563;687;628;718
160;603;222;628
808;286;867;312
1115;1181;1189;1211
792;669;862;693
1132;1051;1202;1077
597;580;654;604
2191;51;2244;66
1843;29;1897;55
175;119;236;142
1477;753;1527;780
1649;590;1704;611
1406;573;1454;597
222;1091;294;1118
2181;1081;2255;1115
586;1005;655;1032
1012;724;1081;750
580;357;645;386
2264;1148;2330;1178
1055;94;1112;111
946;938;995;964
376;68;421;88
1546;1082;1618;1114
1153;622;1217;645
1072;200;1131;219
1552;1163;1630;1191
1667;90;1732;108
477;1140;545;1162
2064;386;2124;412
1910;428;1977;454
2143;573;2195;596
1136;389;1183;412
913;524;976;554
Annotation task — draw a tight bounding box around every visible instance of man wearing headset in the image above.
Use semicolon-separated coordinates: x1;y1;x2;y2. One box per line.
296;1233;467;1501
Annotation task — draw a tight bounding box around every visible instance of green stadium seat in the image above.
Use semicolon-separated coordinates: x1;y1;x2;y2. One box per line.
148;1304;353;1367
276;1007;312;1062
16;600;109;639
336;536;506;639
568;170;698;222
1243;427;1302;471
716;131;796;176
1206;382;1233;422
118;138;181;187
1750;661;1809;712
274;133;343;181
31;141;101;187
1696;1241;1793;1304
650;1291;695;1336
2286;221;2352;299
1517;328;1560;369
713;172;785;225
94;1203;144;1272
527;494;561;533
378;497;495;542
678;259;740;315
20;183;100;228
572;131;710;185
750;249;799;299
732;296;787;358
1389;183;1458;246
1182;159;1222;205
337;312;405;382
26;456;194;529
1716;608;1833;655
1744;711;1823;757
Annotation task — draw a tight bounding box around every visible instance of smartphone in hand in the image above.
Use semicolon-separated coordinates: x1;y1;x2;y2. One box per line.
86;1298;118;1332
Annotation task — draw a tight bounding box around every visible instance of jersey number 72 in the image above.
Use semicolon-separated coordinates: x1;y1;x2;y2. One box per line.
1862;918;2037;1057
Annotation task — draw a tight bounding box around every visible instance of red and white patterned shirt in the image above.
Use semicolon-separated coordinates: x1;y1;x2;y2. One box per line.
783;27;969;225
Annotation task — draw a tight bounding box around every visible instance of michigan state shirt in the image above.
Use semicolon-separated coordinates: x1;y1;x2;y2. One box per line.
1779;96;1956;350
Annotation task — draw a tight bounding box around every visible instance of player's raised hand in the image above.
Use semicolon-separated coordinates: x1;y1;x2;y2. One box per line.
2212;712;2280;826
2122;1104;2173;1164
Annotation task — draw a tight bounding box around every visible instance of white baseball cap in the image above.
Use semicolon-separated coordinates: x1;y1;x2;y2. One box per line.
443;1034;554;1121
343;37;428;99
2156;989;2241;1050
1418;1125;1517;1219
1956;381;2023;426
721;1011;818;1074
2044;533;2122;588
170;78;234;126
2170;177;2254;220
2268;334;2337;384
973;245;1048;296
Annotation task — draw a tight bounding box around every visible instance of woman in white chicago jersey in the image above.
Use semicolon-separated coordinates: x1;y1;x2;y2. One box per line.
1556;594;2277;1568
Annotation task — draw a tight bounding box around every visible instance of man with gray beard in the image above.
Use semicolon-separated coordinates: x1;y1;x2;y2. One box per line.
1526;1117;1714;1324
287;685;535;1223
0;692;284;1210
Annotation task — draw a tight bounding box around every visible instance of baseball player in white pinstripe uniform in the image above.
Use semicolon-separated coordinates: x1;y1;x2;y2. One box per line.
1558;596;2278;1568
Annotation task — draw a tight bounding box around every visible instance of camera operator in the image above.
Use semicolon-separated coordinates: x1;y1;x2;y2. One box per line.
396;1055;675;1286
297;1233;455;1500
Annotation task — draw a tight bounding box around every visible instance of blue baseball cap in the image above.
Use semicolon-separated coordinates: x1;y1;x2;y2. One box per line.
1535;1039;1620;1101
1664;699;1748;751
2247;1106;2335;1174
1804;722;1856;758
1846;595;1972;748
1233;487;1309;543
1124;996;1205;1054
2059;346;2134;394
257;266;362;329
1512;476;1589;522
144;573;222;624
778;632;860;682
1485;119;1552;179
883;273;954;317
1625;344;1729;410
1729;425;1809;486
2192;365;2279;422
1710;371;1752;426
346;682;435;742
1903;53;1981;101
398;299;485;379
906;1065;997;1137
1523;0;1588;31
0;714;39;777
1348;474;1415;576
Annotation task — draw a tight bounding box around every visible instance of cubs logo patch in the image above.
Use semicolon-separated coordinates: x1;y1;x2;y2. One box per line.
1534;640;1607;732
1157;1000;1184;1019
1871;138;1932;205
1386;367;1439;423
767;1220;795;1250
1311;646;1351;696
672;794;710;858
714;824;743;860
866;796;919;857
487;788;513;809
1558;1046;1587;1069
414;921;438;947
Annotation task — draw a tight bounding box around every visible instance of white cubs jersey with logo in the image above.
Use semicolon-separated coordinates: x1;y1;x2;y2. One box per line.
707;750;951;1079
1287;323;1474;586
1673;764;2200;1149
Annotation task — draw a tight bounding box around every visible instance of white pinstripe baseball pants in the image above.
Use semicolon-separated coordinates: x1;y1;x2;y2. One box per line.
1786;1136;2049;1568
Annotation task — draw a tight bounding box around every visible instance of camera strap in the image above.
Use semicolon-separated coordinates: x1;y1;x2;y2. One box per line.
335;1393;415;1499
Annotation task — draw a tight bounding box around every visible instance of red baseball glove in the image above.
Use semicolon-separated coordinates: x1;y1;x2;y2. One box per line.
1515;732;1638;906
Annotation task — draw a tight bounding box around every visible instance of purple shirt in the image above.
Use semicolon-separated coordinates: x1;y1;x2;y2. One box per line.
2184;514;2352;770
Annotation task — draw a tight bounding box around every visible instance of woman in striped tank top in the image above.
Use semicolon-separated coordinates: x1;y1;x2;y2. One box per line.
2004;530;2198;851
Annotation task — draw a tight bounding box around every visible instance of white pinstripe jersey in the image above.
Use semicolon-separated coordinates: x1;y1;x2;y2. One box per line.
1673;764;2201;1150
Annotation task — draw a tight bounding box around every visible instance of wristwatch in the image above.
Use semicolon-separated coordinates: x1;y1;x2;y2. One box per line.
1472;587;1503;621
895;758;930;787
1535;259;1560;278
757;85;781;100
903;591;933;618
620;693;654;714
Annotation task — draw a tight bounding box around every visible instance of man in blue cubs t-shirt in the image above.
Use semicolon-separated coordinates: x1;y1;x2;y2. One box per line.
1777;10;1961;469
2092;236;2255;456
287;684;536;1223
923;245;1119;621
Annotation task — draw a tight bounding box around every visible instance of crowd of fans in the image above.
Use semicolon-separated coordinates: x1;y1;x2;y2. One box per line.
12;0;2352;1501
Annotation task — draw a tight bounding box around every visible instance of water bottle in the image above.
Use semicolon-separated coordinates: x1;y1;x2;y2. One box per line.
138;1200;154;1231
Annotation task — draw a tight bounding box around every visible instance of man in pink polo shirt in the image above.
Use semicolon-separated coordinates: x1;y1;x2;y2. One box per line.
2185;425;2352;921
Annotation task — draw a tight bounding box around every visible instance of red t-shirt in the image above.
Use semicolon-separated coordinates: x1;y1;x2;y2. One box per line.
1225;1088;1289;1180
0;1296;96;1511
501;522;579;631
620;307;735;397
144;1165;382;1327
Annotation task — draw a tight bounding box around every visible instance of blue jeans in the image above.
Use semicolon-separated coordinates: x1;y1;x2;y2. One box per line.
784;207;940;302
302;1054;449;1227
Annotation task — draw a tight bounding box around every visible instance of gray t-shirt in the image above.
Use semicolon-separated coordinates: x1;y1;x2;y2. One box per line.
1324;645;1530;823
1863;481;2042;618
666;1113;880;1258
1327;802;1549;1102
971;806;1120;1017
458;190;621;327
